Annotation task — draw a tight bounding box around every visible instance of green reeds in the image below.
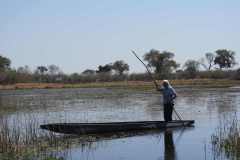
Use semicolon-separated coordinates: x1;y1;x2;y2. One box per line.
211;114;240;159
0;115;70;160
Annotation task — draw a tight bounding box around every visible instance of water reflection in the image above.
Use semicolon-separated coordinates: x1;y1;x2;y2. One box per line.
164;130;176;160
59;128;192;160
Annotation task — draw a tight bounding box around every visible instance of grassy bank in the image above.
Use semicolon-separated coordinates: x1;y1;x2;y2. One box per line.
0;79;240;90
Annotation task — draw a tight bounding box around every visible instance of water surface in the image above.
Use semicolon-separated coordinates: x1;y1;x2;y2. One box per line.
1;87;240;160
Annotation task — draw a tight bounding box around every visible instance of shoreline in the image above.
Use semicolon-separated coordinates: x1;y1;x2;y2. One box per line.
0;79;239;90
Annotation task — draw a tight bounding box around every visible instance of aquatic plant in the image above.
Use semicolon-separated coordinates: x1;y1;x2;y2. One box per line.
0;115;70;160
211;114;240;160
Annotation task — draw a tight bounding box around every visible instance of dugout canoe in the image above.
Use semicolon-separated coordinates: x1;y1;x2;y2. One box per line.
40;120;194;135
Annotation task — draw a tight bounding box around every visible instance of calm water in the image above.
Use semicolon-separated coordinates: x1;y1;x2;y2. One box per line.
1;87;240;160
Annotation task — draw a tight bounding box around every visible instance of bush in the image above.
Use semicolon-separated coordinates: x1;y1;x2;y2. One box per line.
233;68;240;80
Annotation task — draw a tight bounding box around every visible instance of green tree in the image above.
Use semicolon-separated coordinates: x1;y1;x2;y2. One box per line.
48;64;61;75
0;55;11;83
37;66;48;75
205;52;215;70
69;73;81;83
214;49;236;69
234;68;240;80
96;64;112;73
183;60;200;78
0;55;11;71
17;65;32;74
5;69;17;84
82;69;95;75
36;66;48;82
16;65;33;82
112;60;129;75
144;49;179;78
200;52;215;70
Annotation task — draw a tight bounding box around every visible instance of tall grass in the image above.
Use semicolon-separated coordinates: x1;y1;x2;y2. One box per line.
211;114;240;160
0;115;71;160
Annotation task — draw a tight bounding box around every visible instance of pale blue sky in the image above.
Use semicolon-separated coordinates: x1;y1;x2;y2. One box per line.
0;0;240;73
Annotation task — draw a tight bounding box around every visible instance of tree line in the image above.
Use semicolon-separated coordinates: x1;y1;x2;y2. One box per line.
0;48;239;84
144;49;238;79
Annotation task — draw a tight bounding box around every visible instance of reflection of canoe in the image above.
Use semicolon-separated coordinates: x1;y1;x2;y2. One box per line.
40;120;194;135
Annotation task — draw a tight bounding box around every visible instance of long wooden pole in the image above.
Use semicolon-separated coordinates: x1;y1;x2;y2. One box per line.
131;50;183;121
131;50;159;89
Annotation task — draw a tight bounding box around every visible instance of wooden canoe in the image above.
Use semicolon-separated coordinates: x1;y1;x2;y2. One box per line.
40;120;194;135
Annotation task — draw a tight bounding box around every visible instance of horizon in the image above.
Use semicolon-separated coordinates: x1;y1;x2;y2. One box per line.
1;0;240;73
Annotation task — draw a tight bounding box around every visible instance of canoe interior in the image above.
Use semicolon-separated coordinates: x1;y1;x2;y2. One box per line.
40;120;194;135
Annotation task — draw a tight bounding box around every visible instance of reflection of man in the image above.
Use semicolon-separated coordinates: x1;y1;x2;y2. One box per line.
164;130;176;160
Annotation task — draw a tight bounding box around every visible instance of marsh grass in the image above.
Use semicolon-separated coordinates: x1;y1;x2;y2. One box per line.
0;113;165;160
211;114;240;160
1;79;240;90
0;115;72;160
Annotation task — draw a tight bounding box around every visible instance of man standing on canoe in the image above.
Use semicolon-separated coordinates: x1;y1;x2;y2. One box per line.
158;80;177;122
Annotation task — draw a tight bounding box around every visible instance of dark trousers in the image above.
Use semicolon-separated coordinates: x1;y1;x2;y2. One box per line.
164;103;174;122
